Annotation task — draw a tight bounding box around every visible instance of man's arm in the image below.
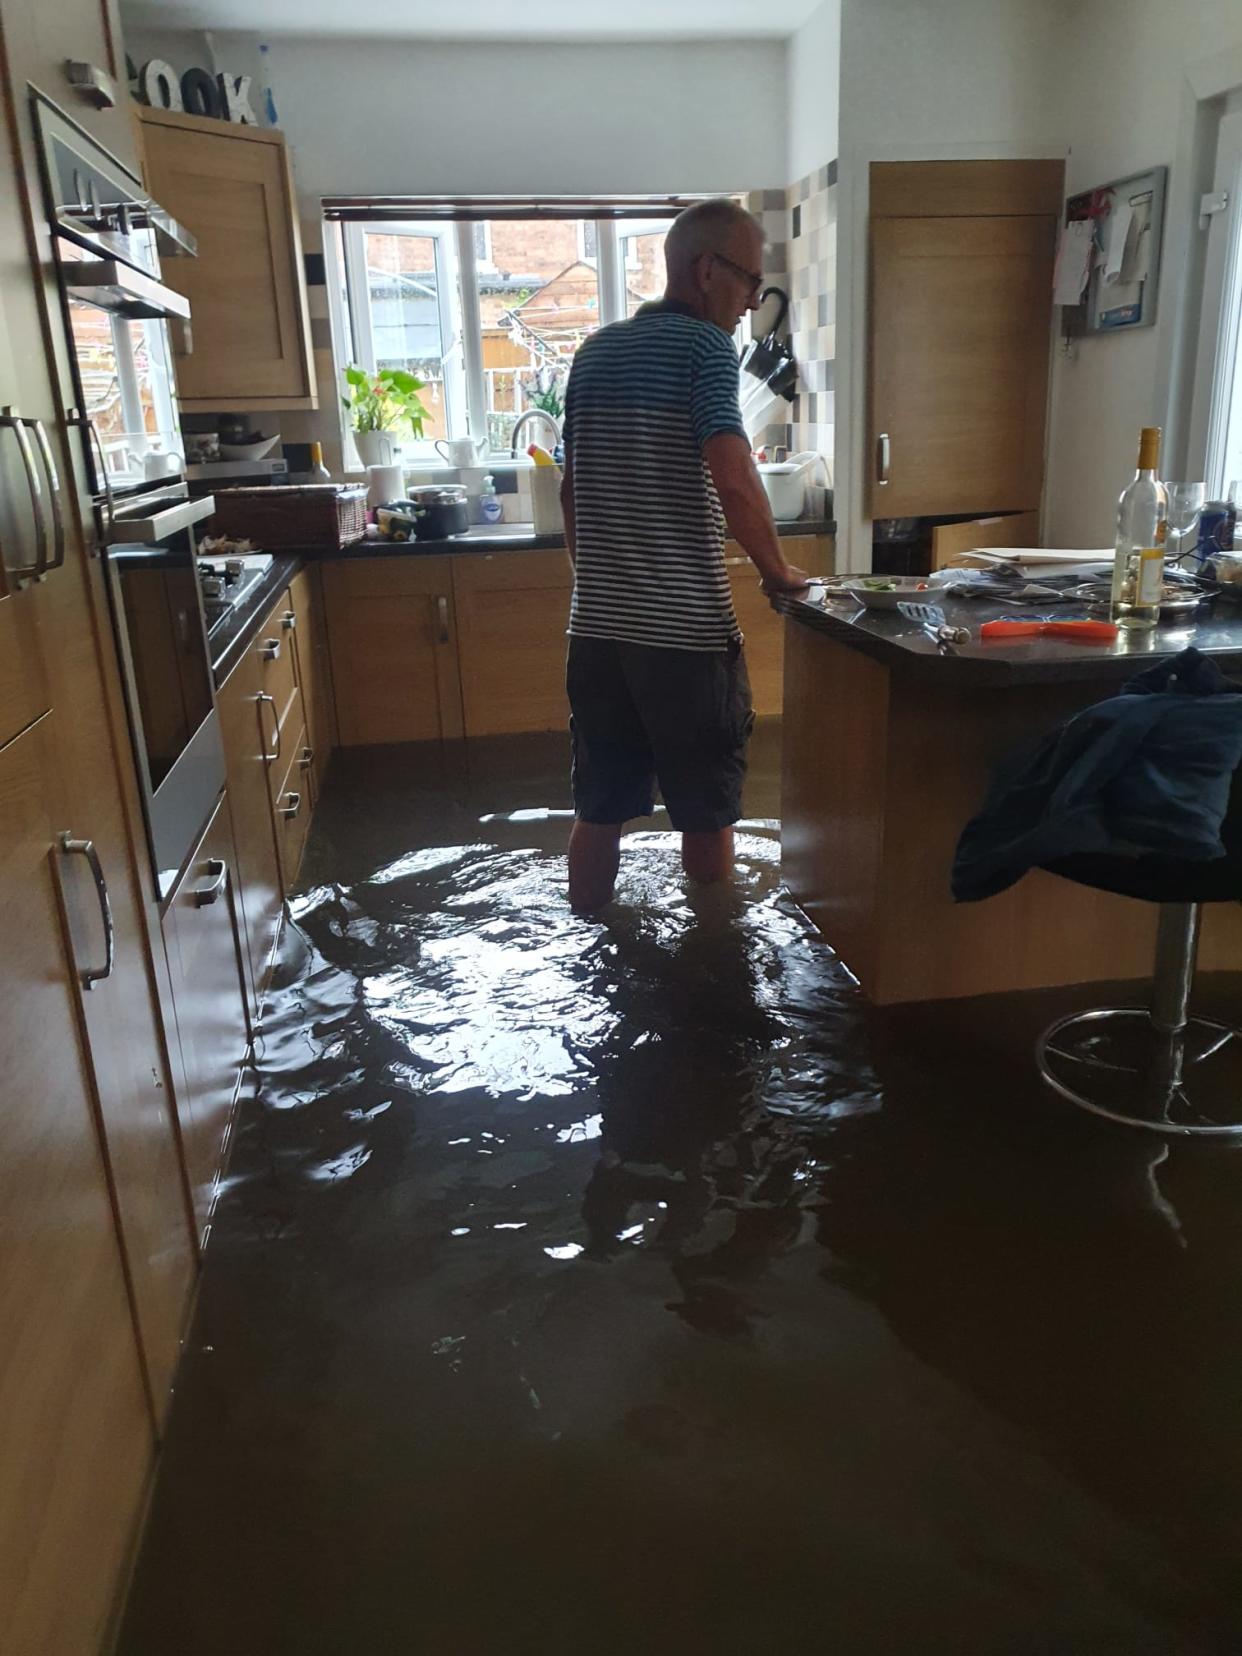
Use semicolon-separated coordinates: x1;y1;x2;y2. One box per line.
703;433;810;594
560;452;576;566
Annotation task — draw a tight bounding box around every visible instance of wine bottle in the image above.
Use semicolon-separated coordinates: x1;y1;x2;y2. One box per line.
1110;426;1168;630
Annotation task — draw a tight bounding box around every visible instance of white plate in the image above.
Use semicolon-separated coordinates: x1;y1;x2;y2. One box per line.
821;577;935;610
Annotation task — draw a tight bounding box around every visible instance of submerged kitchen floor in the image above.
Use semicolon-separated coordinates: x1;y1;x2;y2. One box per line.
119;722;1242;1655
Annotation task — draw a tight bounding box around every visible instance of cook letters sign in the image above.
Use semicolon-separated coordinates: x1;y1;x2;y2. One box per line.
135;59;258;124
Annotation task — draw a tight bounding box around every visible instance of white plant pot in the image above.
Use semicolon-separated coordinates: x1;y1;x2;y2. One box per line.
354;430;401;468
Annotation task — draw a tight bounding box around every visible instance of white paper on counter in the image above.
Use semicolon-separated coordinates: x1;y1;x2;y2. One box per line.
956;548;1113;566
1053;219;1094;305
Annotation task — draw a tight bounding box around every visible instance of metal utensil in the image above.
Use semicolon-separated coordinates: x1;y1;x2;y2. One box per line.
898;600;970;647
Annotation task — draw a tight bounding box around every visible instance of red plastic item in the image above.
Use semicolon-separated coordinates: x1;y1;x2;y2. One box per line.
980;619;1119;643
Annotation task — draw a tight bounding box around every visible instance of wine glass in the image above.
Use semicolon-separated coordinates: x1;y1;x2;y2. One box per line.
1166;482;1206;568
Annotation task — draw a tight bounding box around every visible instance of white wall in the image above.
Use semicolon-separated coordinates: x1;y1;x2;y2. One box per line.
248;36;786;202
1044;0;1242;546
787;0;839;183
832;0;1067;569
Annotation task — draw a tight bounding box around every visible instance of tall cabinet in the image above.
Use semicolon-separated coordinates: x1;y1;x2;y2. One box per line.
0;7;198;1651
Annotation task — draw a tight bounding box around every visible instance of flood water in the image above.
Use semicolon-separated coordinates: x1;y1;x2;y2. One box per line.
119;724;1242;1654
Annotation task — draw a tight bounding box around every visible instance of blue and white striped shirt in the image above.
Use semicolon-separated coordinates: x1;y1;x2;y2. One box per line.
562;301;747;652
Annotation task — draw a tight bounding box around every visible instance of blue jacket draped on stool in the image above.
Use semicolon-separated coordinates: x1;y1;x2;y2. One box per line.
953;649;1242;903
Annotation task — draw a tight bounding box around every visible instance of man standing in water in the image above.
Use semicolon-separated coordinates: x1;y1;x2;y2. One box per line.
560;197;810;912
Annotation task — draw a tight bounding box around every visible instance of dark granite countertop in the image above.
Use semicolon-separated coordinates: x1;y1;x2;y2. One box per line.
309;517;836;561
777;586;1242;686
210;552;304;686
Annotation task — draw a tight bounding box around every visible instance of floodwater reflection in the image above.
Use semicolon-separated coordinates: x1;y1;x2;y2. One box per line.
117;732;1242;1656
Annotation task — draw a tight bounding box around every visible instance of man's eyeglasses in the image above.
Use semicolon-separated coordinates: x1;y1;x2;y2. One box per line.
710;251;764;299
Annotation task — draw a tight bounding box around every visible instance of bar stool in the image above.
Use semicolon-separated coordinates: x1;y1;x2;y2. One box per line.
1035;843;1242;1136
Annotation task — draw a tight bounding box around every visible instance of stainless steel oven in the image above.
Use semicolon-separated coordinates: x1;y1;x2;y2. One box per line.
33;92;194;524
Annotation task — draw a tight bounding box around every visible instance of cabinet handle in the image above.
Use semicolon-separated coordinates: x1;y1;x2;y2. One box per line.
0;407;48;584
193;857;228;907
875;432;891;487
30;419;66;572
299;744;314;771
59;833;115;989
436;595;449;644
259;636;282;661
256;691;281;763
69;407;115;547
278;790;301;820
281;609;297;631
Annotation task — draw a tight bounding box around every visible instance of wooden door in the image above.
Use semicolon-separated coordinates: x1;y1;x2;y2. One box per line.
0;32;197;1419
161;792;251;1234
324;557;464;746
0;715;154;1654
0;0;139;175
138;107;316;410
289;565;336;795
869;215;1056;518
217;646;284;1020
452;549;573;737
726;534;835;717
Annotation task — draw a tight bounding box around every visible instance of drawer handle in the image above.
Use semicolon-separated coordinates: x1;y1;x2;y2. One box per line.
0;407;48;585
59;833;115;989
299;744;314;771
436;594;449;644
278;790;301;820
193;857;228;907
259;636;282;661
281;609;297;631
876;432;891;487
256;691;281;763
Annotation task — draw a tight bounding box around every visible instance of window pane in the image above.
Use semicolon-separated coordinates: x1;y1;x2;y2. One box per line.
478;219;601;451
620;225;668;319
360;229;450;442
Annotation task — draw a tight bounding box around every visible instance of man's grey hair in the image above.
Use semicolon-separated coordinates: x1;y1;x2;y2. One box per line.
664;198;763;280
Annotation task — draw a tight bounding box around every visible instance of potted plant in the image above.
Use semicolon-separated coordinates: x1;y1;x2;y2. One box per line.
342;365;430;468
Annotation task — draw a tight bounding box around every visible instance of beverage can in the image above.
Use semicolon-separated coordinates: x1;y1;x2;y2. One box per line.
1201;503;1238;555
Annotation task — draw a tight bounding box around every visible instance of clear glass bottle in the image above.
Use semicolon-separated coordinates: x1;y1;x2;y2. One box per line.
1110;426;1168;630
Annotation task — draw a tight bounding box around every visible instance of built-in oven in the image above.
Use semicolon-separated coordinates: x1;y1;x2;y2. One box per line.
104;489;225;900
33;92;194;523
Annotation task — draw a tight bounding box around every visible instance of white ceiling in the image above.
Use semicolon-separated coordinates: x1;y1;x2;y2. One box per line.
123;0;820;41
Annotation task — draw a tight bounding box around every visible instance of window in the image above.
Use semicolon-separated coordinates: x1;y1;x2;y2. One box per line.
333;205;748;466
1190;109;1242;497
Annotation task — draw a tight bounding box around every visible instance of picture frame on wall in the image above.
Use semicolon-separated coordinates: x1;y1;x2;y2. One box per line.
1059;166;1167;335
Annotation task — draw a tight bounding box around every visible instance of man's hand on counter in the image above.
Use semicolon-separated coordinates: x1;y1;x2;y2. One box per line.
761;564;813;596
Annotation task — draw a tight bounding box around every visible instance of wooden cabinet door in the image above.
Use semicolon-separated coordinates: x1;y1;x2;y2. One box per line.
0;715;154;1654
217;646;284;1021
726;535;834;717
138;108;316;410
289;565;336;794
452;549;573;737
868;215;1056;518
161;792;251;1234
271;714;313;890
0;0;139;176
323;557;464;746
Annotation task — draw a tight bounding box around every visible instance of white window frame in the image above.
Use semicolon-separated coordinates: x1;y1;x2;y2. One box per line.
1187;108;1242;495
341;219;468;462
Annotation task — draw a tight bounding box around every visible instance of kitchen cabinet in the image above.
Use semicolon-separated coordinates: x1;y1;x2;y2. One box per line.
727;533;834;717
137;107;317;411
452;549;574;737
289;564;337;796
161;791;251;1234
217;644;284;1021
0;715;154;1655
867;160;1062;520
272;709;314;888
324;556;464;745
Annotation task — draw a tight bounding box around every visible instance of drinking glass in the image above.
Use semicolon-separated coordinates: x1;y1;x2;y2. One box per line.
1166;481;1206;566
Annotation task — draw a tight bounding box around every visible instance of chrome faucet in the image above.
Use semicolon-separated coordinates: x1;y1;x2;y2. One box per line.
510;408;562;458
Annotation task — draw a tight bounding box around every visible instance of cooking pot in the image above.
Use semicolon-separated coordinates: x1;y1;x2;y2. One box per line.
380;485;470;542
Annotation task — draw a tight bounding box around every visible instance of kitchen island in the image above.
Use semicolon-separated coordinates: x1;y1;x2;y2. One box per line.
777;588;1242;1004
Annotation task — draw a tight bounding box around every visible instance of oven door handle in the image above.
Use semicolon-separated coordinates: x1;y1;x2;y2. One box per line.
0;407;48;585
106;493;216;545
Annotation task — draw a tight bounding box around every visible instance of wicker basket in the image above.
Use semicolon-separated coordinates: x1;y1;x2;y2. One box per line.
210;485;368;550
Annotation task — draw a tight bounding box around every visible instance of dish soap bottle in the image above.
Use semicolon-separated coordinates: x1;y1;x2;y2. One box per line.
1110;426;1168;630
479;474;503;524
